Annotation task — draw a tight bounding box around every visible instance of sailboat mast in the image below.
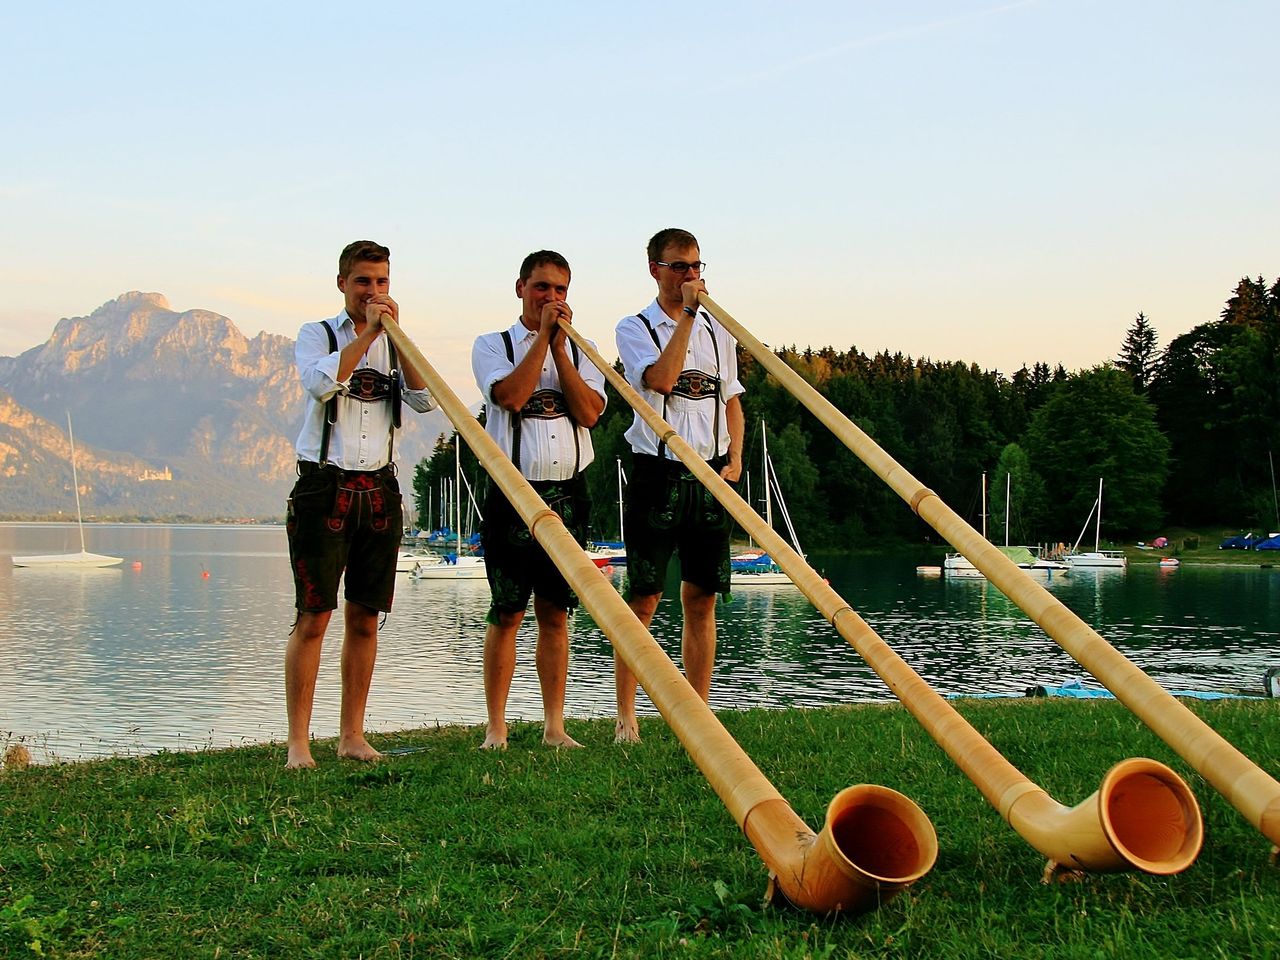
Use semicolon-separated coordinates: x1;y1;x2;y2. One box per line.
454;437;462;556
1094;477;1104;551
762;421;773;530
1004;472;1011;548
981;472;988;540
67;412;87;553
616;457;625;541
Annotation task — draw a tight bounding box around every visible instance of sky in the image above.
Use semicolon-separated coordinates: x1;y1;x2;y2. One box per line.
3;1;1276;402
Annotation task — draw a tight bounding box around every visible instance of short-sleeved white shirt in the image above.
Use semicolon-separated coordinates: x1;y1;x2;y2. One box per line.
615;299;745;460
293;310;437;470
472;319;607;481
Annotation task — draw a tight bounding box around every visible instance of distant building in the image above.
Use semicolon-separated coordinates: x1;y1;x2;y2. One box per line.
138;466;172;481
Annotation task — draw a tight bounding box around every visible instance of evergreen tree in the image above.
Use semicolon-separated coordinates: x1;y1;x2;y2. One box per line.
1117;312;1161;392
411;434;453;530
988;443;1047;544
1023;365;1169;536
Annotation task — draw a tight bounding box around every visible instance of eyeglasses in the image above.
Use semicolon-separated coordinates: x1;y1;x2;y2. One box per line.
654;260;706;274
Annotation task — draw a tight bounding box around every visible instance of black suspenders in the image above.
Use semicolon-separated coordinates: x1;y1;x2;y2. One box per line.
637;309;721;462
315;320;401;467
500;330;580;476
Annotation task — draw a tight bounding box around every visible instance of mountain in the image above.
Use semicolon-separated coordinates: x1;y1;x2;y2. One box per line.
0;293;451;519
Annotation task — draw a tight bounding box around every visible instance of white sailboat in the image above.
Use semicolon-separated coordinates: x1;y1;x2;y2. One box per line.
1063;478;1128;570
586;458;627;567
731;422;800;587
944;473;1065;578
411;438;486;580
944;473;984;578
13;414;123;568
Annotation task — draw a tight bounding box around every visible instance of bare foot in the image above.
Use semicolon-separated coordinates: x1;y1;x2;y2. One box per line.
480;726;508;750
285;744;316;769
614;718;641;744
543;730;584;749
336;737;383;762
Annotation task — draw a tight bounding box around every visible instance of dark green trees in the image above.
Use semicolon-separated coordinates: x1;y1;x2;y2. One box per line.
1149;277;1280;526
1023;365;1169;536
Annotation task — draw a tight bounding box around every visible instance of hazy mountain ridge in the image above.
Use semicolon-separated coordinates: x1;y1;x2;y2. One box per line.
0;293;448;519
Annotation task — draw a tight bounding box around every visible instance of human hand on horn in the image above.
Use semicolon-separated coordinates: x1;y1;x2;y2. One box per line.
680;279;706;315
540;300;573;349
363;295;398;333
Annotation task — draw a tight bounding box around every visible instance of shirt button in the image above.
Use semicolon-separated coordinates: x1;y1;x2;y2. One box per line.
552;460;558;465
550;434;556;439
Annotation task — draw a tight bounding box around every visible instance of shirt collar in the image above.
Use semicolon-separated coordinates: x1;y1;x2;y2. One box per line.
508;317;538;342
641;298;677;327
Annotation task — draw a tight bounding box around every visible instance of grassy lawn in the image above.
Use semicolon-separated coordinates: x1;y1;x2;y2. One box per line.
2;699;1277;959
1124;526;1280;566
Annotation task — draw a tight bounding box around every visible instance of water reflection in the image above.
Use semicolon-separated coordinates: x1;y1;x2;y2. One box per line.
1;524;1276;762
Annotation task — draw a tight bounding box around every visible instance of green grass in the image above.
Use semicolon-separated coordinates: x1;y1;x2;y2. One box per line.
2;700;1278;959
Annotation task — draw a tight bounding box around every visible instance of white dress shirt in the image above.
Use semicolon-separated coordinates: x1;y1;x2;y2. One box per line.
293;311;437;471
615;299;744;460
472;319;607;481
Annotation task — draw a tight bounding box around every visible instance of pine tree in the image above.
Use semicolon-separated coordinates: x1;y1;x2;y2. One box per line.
1117;312;1161;392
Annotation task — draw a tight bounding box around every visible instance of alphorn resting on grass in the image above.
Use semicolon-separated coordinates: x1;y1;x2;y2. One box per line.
698;290;1280;857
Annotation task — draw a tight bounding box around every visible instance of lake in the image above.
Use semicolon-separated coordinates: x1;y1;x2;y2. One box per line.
1;523;1276;763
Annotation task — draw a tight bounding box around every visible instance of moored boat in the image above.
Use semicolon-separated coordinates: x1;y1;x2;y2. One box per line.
1062;478;1128;570
13;414;123;569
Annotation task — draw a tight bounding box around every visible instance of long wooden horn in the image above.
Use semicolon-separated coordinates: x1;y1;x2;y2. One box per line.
699;292;1280;854
380;317;937;914
559;319;1202;876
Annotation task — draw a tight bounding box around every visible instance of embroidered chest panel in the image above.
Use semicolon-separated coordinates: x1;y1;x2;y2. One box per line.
520;388;570;419
347;368;396;402
672;370;720;401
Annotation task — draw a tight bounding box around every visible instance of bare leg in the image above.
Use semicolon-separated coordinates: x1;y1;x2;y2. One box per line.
284;610;332;768
680;581;718;702
534;596;582;748
615;591;660;743
482;609;524;749
337;601;383;762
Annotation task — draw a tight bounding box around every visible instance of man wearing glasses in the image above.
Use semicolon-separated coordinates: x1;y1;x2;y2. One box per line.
613;228;745;743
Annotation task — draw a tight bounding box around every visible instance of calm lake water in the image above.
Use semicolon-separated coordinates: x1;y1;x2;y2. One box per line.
1;523;1276;762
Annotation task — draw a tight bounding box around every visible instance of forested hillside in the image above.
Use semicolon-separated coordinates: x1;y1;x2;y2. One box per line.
413;276;1280;548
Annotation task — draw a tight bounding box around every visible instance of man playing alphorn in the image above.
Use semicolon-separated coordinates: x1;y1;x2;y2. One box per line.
613;228;745;743
284;240;437;769
471;250;606;749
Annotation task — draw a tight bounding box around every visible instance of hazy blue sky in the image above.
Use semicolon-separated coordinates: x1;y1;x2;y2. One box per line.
4;1;1275;399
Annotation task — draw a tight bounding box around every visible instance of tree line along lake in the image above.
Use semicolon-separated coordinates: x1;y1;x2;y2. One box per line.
1;522;1276;764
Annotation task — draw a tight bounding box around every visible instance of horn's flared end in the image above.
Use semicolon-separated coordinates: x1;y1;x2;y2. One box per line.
750;785;937;915
1100;757;1203;875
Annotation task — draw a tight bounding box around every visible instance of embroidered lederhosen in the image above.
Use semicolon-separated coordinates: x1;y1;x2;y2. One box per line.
622;308;734;598
482;332;590;616
286;320;405;612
